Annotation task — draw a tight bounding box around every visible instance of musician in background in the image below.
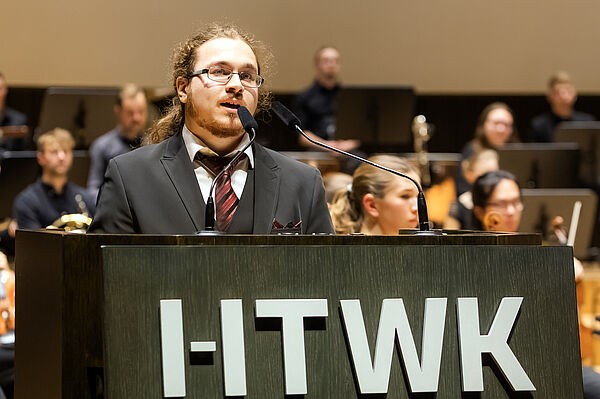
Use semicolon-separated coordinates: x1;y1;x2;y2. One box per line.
87;83;148;200
458;102;517;197
0;72;27;152
529;71;595;142
444;149;499;230
13;128;95;230
294;46;361;172
329;155;420;234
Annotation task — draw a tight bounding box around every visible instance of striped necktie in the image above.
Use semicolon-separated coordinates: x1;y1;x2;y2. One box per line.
194;150;247;231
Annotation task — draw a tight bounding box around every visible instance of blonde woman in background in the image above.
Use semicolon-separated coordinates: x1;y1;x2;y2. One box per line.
329;155;420;235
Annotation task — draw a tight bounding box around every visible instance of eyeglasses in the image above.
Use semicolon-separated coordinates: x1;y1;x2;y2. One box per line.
487;120;513;128
191;66;264;88
486;199;523;212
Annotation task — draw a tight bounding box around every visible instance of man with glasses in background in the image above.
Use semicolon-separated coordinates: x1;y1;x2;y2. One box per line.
89;24;333;235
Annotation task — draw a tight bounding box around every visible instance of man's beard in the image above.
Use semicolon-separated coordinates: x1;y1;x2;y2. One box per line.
186;99;245;139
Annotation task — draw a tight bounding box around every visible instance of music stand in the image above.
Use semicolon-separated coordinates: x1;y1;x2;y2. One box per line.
555;121;600;186
519;188;597;258
38;87;119;148
336;86;415;150
0;151;90;218
497;143;580;188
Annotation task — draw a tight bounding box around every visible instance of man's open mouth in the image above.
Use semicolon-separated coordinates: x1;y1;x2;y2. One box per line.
221;102;241;109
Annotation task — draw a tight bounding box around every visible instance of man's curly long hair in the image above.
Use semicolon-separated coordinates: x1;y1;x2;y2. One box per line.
145;23;273;144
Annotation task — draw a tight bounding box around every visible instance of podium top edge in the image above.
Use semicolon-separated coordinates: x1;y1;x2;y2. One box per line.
15;229;542;246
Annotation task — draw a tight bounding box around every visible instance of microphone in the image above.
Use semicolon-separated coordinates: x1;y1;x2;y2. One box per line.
201;106;257;233
270;101;436;235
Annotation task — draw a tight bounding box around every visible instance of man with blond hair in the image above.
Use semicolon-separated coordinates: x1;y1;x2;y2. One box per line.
86;83;148;199
529;71;595;142
89;24;333;234
13;128;95;230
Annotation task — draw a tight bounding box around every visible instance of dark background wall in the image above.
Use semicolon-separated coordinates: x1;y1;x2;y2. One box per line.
7;87;600;153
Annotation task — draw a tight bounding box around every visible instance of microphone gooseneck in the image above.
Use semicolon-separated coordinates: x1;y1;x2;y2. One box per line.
201;106;257;233
270;101;435;234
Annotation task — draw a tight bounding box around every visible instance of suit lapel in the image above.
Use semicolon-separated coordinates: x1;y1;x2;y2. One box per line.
160;132;205;230
252;144;281;234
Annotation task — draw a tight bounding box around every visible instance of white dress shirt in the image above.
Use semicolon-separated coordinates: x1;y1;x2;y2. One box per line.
182;124;254;202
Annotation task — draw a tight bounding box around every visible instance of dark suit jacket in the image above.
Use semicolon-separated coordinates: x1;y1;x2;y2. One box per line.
88;131;334;234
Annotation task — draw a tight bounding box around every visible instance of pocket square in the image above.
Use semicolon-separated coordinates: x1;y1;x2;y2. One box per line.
270;219;302;234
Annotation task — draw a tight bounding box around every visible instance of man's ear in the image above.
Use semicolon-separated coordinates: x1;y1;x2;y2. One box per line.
176;77;190;103
483;211;501;231
546;89;554;104
36;151;45;167
362;193;379;218
113;104;121;118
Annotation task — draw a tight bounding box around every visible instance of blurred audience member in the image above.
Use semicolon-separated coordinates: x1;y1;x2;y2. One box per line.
445;149;499;229
458;102;517;196
0;73;28;152
330;155;419;234
462;102;517;159
294;46;361;172
13;128;95;230
323;172;353;205
530;71;595;142
472;170;522;232
87;83;148;199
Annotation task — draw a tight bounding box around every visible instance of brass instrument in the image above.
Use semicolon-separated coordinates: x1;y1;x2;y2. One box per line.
45;194;92;233
411;115;433;186
46;213;92;233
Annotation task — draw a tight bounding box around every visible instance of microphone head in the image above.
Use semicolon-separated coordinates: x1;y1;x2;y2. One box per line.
271;101;301;131
237;106;258;133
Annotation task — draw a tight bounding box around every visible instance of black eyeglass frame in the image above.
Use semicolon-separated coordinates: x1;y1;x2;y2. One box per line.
191;67;264;88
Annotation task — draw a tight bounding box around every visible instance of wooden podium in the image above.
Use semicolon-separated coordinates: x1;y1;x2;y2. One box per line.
15;231;583;398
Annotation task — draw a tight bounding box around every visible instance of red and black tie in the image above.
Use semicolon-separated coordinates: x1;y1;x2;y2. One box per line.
194;151;247;231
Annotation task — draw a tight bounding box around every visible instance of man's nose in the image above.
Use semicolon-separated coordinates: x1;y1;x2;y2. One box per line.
505;205;517;215
133;112;144;123
225;73;244;92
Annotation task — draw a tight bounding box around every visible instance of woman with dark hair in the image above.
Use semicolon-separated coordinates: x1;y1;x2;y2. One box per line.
471;170;522;232
462;102;518;159
453;102;518;201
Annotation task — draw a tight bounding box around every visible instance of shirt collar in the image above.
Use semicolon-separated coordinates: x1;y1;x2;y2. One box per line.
39;178;68;197
315;80;340;92
182;124;254;168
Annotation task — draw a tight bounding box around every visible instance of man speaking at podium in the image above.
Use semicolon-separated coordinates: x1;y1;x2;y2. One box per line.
89;24;333;235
